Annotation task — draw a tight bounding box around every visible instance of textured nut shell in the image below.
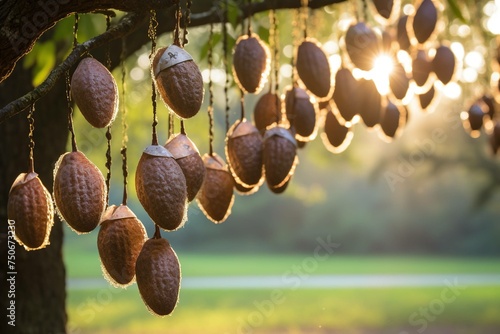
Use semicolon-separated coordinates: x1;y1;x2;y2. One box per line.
345;22;380;71
98;205;147;287
285;87;317;140
419;85;435;109
53;151;106;234
71;58;118;128
412;50;432;87
397;15;411;50
254;92;282;132
196;154;235;223
322;109;351;150
232;34;271;94
166;134;205;202
412;0;437;44
432;45;455;85
390;62;410;100
296;39;332;99
333;68;360;122
226;120;263;188
373;0;394;19
263;127;298;189
467;104;484;131
136;238;181;316
8;173;54;250
380;101;402;138
135;147;187;231
153;47;203;119
358;79;382;128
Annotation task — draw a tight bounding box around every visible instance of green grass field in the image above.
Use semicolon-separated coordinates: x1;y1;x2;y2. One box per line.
65;243;500;333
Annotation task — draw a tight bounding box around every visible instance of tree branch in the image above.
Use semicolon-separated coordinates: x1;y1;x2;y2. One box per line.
0;0;346;124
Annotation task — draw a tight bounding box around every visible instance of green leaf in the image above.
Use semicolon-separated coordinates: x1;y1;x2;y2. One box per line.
32;42;56;86
447;0;466;23
227;0;242;30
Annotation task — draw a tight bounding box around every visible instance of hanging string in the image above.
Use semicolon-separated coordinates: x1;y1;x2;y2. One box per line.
182;0;192;47
223;0;230;134
270;9;281;124
291;9;300;86
104;14;113;203
148;10;159;145
207;21;215;156
180;120;186;135
301;0;309;39
66;13;79;153
27;104;35;173
361;0;368;22
168;112;174;137
240;90;245;121
173;2;182;46
246;0;252;36
120;38;129;205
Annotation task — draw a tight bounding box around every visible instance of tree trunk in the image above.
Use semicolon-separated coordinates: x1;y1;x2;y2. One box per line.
0;65;68;333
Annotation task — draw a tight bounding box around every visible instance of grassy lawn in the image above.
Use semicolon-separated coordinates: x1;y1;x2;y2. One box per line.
64;245;500;278
68;286;500;334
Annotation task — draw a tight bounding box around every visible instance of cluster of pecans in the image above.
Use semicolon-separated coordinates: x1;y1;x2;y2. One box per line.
8;0;499;320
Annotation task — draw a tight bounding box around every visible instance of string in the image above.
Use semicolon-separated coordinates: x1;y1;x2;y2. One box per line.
240;90;245;121
174;2;182;46
223;0;230;134
120;38;129;205
291;9;300;86
207;21;215;156
104;14;112;204
168;112;174;137
270;9;281;124
180;120;186;135
66;13;79;153
361;0;368;22
247;0;252;36
301;0;309;39
182;0;192;47
148;10;158;145
27;104;35;173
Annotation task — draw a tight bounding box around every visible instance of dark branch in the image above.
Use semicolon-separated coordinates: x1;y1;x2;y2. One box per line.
0;0;346;124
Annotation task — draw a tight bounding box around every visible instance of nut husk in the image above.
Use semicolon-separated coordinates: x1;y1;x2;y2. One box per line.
71;57;119;128
153;45;204;119
232;33;271;94
53;151;107;234
165;134;205;202
419;85;435;110
397;15;411;51
135;145;187;231
196;153;235;223
296;39;332;99
226;119;263;188
390;62;410;100
411;0;438;45
358;79;382;128
412;49;433;87
432;45;455;85
332;68;360;122
263;125;298;190
285;87;317;141
380;100;405;139
98;205;147;287
345;22;380;71
8;172;54;250
136;237;181;316
254;92;282;133
321;107;353;154
373;0;394;19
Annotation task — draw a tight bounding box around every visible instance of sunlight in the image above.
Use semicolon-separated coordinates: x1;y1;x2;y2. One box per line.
371;54;394;96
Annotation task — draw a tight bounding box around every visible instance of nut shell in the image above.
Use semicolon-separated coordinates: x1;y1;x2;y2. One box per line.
98;205;147;287
226;120;263;188
412;0;437;45
196;154;235;223
397;15;411;51
233;34;271;94
419;85;435;110
71;57;118;128
254;92;282;132
135;145;188;231
389;62;410;100
332;68;360;122
285;87;317;141
380;101;404;139
153;46;204;119
345;22;380;71
165;134;205;202
358;79;382;128
53;151;107;234
373;0;394;19
321;107;353;154
432;45;455;85
263;126;298;190
136;238;181;316
296;39;332;99
8;172;54;250
412;50;432;87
